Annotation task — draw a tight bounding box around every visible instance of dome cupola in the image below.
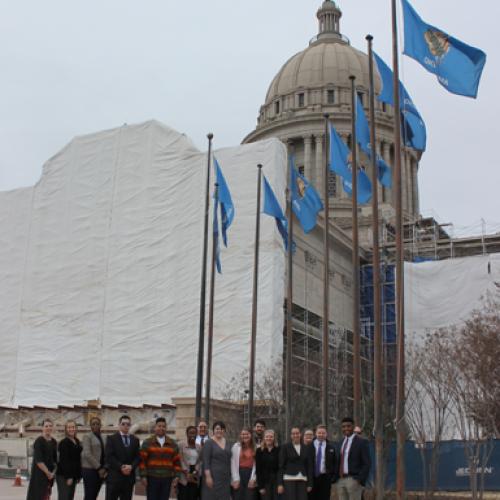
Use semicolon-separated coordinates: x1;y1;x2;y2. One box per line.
316;0;343;41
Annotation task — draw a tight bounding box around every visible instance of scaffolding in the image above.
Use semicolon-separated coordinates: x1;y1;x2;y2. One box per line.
285;303;373;433
381;215;500;262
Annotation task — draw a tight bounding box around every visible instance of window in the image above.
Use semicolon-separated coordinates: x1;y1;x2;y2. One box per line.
357;91;364;105
274;100;280;114
382;101;387;112
327;89;335;104
298;93;305;107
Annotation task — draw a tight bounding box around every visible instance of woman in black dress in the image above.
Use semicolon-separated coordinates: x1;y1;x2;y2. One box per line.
255;430;280;500
27;419;57;500
56;420;82;500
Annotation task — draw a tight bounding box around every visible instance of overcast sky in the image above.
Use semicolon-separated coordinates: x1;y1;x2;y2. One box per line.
1;0;498;236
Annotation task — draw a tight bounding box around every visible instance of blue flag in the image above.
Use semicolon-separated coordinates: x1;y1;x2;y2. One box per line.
213;190;222;274
373;51;427;151
263;176;289;251
214;158;234;247
401;0;486;98
355;97;392;188
290;157;323;234
329;124;372;204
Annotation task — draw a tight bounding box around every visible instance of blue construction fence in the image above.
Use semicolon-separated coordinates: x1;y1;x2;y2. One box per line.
368;440;500;491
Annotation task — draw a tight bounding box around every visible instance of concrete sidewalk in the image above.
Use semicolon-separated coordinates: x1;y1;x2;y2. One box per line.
0;479;181;500
0;479;104;500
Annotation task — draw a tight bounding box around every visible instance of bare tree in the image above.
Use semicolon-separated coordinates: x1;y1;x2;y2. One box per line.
219;363;322;441
405;292;499;500
406;330;453;499
446;293;500;500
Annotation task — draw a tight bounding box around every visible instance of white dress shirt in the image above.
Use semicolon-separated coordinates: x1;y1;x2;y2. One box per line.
341;434;355;475
195;435;209;446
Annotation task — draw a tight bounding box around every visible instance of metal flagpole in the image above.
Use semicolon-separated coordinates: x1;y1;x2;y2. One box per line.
366;35;384;500
349;76;361;428
204;182;219;425
391;0;407;497
195;133;213;422
285;155;294;433
322;114;330;427
248;164;263;427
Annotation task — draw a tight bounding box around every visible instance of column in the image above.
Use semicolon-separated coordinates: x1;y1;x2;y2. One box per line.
402;150;410;216
411;157;420;216
375;141;383;203
315;135;324;199
304;135;313;184
382;141;392;205
338;133;351;199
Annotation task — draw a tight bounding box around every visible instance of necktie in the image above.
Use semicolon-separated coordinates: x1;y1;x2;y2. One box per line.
201;436;205;446
339;438;347;477
124;435;130;447
315;442;323;477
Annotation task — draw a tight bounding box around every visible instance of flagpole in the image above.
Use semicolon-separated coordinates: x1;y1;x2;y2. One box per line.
285;155;294;433
248;164;263;428
204;182;218;425
349;76;361;429
196;133;213;423
391;0;407;497
366;35;384;500
321;113;330;427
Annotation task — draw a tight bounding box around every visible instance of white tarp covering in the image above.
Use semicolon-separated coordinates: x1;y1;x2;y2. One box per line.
0;120;286;407
405;252;500;343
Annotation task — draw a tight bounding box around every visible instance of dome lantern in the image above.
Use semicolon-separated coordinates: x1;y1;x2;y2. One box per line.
316;0;343;41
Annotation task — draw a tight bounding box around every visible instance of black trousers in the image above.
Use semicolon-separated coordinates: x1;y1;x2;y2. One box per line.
56;475;77;500
178;481;200;500
232;468;254;500
106;477;135;500
259;474;278;500
283;481;308;500
311;474;332;500
82;469;103;500
146;476;173;500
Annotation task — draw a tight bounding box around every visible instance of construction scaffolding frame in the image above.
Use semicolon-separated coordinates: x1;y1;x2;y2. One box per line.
285;303;373;435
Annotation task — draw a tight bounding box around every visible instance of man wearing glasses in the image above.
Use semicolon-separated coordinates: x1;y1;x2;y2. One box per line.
105;415;140;500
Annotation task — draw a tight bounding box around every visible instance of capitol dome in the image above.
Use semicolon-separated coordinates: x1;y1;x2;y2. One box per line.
265;33;380;106
244;0;421;221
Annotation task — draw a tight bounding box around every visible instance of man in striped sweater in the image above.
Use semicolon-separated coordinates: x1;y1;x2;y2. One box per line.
139;417;182;500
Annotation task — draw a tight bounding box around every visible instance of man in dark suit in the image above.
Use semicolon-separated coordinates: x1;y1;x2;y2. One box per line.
278;427;314;500
335;417;371;500
105;415;140;500
310;424;337;500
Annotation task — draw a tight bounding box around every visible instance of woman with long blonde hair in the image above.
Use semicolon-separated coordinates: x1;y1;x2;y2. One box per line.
255;430;280;500
56;420;82;500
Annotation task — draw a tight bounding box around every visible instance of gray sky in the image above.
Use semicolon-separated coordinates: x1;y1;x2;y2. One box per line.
1;0;499;236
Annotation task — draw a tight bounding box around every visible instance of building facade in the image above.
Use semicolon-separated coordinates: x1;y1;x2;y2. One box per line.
242;0;421;426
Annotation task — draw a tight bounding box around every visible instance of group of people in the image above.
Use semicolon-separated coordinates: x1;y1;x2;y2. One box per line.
27;414;370;500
